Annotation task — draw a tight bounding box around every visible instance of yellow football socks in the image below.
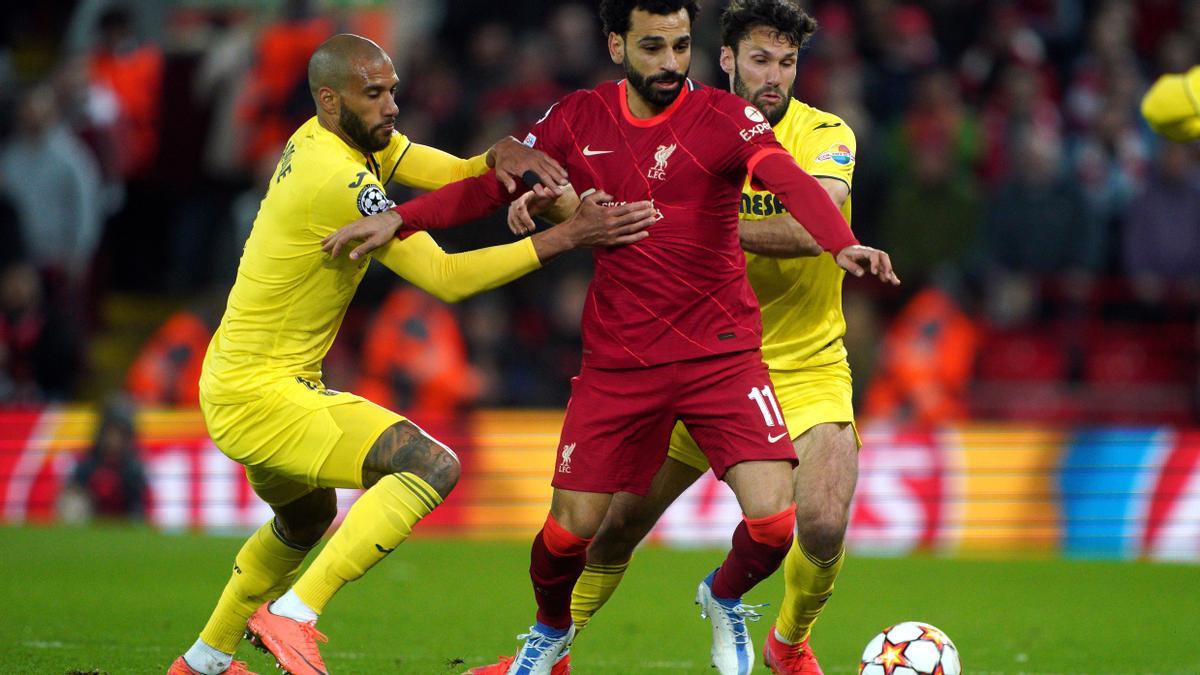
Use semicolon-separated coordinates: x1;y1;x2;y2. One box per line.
199;520;310;653
570;559;630;631
292;472;440;613
775;540;844;644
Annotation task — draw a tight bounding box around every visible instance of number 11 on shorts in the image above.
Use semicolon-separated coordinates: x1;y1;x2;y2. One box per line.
748;385;785;428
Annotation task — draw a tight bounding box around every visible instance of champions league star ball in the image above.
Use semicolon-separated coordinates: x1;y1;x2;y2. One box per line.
859;621;961;675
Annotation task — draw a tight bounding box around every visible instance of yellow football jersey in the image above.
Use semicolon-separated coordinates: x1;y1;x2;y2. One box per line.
200;117;490;403
741;99;856;371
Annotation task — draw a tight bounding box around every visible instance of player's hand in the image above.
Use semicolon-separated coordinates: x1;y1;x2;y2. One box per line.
321;210;403;261
508;191;558;237
835;245;901;285
489;137;568;197
560;190;655;248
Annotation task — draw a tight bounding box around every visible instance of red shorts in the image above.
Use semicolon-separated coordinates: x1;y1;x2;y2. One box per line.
551;350;796;495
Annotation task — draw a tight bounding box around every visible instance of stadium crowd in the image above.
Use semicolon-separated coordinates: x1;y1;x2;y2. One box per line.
0;0;1196;423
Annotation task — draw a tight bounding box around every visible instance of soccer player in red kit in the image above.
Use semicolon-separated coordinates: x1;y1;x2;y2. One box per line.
322;2;895;673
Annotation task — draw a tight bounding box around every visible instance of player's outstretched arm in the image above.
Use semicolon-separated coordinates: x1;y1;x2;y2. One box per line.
751;152;898;284
740;177;850;257
370;191;653;303
322;168;523;260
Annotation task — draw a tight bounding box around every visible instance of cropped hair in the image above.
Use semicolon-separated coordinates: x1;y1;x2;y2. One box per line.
720;0;817;53
599;0;701;36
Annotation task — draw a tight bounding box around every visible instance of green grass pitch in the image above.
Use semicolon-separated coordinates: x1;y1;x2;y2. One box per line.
3;526;1198;674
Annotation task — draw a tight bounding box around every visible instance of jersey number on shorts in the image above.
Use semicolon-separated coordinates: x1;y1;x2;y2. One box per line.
747;385;785;428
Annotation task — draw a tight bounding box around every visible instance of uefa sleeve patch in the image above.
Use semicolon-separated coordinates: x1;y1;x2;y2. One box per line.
356;184;394;216
815;143;855;166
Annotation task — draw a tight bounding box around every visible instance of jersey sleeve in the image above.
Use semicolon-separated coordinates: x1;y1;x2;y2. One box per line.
372;231;542;303
309;163;395;236
797;120;857;191
389;142;491;190
707;93;792;179
520;97;574;164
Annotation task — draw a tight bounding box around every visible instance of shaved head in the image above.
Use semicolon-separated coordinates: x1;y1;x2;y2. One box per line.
307;33;391;101
308;33;400;153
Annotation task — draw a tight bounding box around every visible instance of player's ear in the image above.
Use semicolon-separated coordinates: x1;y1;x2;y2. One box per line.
317;86;339;116
719;46;735;77
608;33;624;65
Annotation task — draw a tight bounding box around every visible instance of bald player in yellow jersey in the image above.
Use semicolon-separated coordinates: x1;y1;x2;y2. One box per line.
170;34;655;675
543;3;896;674
1142;65;1200;142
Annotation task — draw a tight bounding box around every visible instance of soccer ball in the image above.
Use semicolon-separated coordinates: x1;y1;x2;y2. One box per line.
859;621;960;675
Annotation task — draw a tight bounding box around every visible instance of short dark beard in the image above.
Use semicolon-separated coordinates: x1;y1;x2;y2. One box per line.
624;51;688;109
339;105;389;153
733;65;791;126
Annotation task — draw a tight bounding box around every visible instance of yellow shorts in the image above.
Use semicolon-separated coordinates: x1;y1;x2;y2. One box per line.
200;377;405;506
668;360;858;472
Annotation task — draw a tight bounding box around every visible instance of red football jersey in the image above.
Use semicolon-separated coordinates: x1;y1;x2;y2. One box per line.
525;79;789;369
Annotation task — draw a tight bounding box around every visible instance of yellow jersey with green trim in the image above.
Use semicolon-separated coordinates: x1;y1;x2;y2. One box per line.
200;116;489;403
740;99;856;371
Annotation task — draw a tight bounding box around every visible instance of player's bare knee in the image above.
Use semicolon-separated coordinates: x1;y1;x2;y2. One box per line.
588;517;644;564
797;516;847;561
274;489;337;548
415;445;460;499
361;421;461;498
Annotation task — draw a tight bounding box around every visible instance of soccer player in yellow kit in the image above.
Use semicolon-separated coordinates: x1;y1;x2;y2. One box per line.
1142;65;1200;142
169;34;655;675
550;2;885;673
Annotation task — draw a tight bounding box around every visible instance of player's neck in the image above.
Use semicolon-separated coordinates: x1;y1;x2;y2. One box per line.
317;114;369;157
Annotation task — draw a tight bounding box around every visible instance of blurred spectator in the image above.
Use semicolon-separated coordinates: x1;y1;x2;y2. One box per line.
0;85;104;285
0;262;81;402
1122;143;1200;282
981;129;1102;274
887;69;981;182
879;132;981;283
979;63;1062;187
548;4;604;88
61;397;148;521
475;36;568;141
86;4;164;180
862;4;939;124
125;302;220;407
355;287;481;419
864;285;979;426
234;0;333;170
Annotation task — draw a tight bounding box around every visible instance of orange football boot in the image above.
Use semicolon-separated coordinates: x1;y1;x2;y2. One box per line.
244;603;329;674
763;628;823;674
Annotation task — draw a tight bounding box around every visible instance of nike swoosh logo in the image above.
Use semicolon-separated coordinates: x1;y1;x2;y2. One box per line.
582;145;613;156
375;543;395;554
814;122;842;130
768;432;789;443
289;645;328;675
